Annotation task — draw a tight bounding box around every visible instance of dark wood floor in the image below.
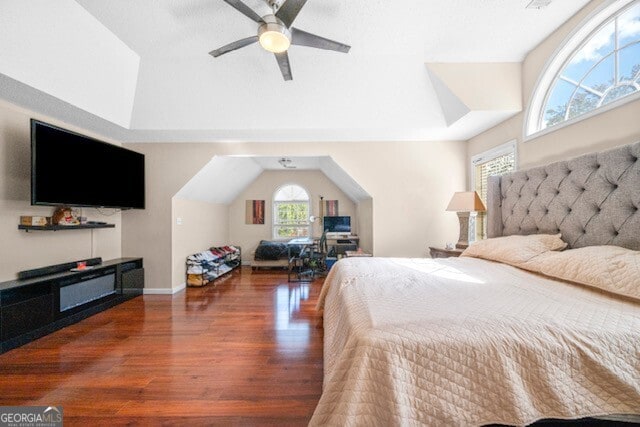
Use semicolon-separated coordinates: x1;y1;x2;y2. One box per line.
0;267;324;426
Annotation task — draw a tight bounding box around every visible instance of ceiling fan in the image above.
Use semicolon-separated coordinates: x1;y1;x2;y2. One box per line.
209;0;351;81
278;157;297;168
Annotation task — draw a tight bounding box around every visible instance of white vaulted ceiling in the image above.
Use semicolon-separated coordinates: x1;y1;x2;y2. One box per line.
174;156;370;203
0;0;592;143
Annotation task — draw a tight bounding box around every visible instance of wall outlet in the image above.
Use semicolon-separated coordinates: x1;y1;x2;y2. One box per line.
176;217;183;225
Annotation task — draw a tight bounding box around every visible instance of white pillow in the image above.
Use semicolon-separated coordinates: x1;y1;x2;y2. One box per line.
533;245;640;302
461;234;567;265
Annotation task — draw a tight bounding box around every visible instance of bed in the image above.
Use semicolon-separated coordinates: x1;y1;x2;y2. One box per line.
311;142;640;426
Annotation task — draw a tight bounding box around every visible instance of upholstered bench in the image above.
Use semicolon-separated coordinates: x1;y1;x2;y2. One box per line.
251;240;302;270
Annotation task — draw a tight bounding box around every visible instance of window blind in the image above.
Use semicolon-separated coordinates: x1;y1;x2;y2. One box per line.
473;151;516;239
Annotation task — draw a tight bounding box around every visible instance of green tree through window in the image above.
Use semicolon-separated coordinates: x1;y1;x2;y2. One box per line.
471;142;517;240
273;184;310;239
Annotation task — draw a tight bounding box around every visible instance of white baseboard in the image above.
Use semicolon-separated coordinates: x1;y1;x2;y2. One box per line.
143;282;186;295
241;260;251;266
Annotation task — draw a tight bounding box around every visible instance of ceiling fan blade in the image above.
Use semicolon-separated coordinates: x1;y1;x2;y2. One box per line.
223;0;264;23
275;52;293;81
291;28;350;53
275;0;308;28
209;36;259;57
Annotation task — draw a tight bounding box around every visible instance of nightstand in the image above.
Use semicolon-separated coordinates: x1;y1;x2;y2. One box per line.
429;246;463;259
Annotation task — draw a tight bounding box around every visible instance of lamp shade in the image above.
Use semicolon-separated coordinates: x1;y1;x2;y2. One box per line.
446;191;486;212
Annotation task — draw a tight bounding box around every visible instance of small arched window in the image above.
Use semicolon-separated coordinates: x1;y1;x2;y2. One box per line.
526;0;640;136
273;184;310;239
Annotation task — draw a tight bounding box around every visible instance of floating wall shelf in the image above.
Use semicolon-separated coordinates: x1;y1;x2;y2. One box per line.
18;224;115;232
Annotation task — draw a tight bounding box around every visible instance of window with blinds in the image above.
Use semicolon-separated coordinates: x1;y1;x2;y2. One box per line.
471;142;517;239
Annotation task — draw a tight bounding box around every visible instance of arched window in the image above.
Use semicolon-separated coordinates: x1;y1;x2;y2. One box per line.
273;184;310;239
526;0;640;136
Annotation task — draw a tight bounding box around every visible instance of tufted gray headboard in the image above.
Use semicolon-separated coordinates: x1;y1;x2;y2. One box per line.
487;141;640;250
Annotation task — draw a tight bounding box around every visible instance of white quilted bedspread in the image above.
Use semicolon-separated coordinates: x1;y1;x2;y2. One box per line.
311;257;640;426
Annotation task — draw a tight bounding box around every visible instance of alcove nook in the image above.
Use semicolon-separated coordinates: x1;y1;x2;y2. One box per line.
171;155;372;289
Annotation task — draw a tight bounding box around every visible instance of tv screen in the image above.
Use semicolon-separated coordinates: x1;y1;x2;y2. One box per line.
323;216;351;233
31;120;145;209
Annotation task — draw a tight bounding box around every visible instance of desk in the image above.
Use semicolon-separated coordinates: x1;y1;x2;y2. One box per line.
288;238;314;247
326;235;359;255
287;238;316;282
345;251;371;257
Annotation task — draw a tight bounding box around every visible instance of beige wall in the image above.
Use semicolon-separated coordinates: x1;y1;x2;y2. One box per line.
356;198;373;254
468;0;640;170
122;141;467;291
170;198;229;290
0;101;121;282
228;170;358;265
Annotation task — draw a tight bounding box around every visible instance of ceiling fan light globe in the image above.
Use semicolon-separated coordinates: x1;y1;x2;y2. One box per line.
258;15;291;53
259;31;290;53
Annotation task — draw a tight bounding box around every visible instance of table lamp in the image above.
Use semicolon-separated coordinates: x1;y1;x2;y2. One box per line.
446;191;486;249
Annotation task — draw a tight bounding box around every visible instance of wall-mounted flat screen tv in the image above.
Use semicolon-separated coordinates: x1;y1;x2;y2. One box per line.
323;216;351;233
31;120;145;209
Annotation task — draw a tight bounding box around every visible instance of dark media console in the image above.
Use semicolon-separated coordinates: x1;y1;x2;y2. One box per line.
0;257;144;354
